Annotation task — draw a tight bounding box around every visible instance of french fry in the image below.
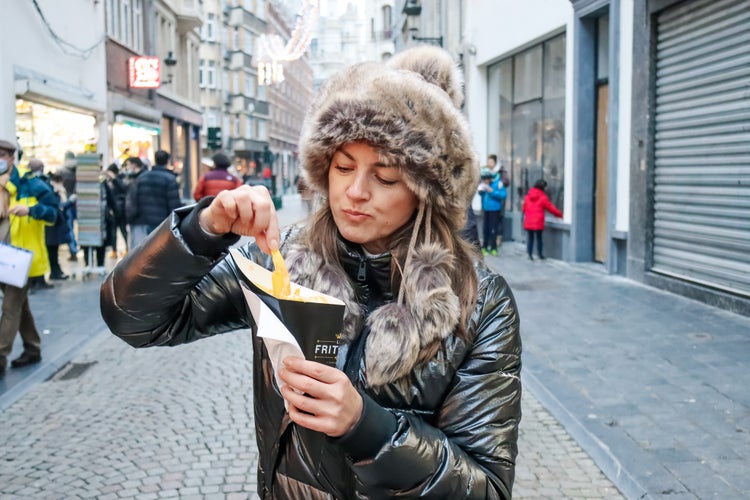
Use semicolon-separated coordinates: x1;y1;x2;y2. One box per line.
271;249;291;297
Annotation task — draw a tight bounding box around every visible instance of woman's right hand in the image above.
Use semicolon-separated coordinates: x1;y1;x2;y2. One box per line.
198;185;281;253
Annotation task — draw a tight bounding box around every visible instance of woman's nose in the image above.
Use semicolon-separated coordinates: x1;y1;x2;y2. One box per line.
346;173;370;200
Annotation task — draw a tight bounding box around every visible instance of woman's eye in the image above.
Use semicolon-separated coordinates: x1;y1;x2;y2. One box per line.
377;177;398;186
334;165;353;173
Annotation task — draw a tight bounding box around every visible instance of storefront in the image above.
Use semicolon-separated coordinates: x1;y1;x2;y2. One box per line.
649;0;750;298
112;115;159;165
15;99;98;171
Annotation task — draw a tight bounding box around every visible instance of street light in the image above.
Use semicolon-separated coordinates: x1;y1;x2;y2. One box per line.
409;27;442;47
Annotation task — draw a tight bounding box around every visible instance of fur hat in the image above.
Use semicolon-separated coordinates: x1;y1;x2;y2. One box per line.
299;45;479;231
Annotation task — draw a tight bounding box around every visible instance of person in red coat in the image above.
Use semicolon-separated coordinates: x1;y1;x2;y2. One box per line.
193;153;242;201
522;179;562;260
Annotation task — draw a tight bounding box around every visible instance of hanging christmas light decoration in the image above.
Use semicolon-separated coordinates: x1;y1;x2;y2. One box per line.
258;0;320;85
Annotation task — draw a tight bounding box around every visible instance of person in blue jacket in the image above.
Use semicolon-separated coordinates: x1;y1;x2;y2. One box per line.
478;167;507;255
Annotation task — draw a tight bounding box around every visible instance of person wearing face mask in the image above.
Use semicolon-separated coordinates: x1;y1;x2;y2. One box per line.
0;148;58;376
100;46;521;499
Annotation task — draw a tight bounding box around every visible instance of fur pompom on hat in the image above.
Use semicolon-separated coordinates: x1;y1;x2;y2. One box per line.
299;45;479;231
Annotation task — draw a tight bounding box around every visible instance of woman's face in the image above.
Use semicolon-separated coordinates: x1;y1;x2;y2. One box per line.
328;142;418;254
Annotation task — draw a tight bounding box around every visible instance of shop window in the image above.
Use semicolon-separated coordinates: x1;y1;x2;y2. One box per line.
542;35;567;209
16;99;97;170
513;46;543;104
488;34;566;213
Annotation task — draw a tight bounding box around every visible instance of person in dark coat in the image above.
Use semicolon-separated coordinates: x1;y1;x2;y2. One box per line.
45;173;73;280
104;163;128;257
100;46;521;499
56;151;78;261
127;150;182;248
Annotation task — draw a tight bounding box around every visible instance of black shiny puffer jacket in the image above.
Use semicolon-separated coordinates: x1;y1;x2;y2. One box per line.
100;203;522;499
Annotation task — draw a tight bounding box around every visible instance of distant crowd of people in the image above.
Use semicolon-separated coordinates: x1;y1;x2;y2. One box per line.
0;143;186;377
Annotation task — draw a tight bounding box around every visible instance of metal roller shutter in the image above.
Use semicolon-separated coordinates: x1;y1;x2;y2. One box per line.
652;0;750;297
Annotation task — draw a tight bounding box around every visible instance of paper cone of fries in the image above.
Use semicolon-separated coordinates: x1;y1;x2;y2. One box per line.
230;249;346;375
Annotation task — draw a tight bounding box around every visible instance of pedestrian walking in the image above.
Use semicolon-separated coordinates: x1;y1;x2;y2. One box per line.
101;46;521;499
193;153;242;201
522;178;563;260
0;148;58;377
126;150;182;248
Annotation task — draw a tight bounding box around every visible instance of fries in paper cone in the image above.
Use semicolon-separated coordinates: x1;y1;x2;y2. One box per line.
230;249;345;369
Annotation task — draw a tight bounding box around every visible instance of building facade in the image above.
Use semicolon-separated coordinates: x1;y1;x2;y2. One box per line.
106;0;203;200
458;0;749;314
0;0;107;169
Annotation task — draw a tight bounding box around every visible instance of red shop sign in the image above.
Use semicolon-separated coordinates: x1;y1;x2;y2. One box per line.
128;57;161;88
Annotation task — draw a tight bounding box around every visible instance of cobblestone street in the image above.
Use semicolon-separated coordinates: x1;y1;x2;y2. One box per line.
0;325;622;499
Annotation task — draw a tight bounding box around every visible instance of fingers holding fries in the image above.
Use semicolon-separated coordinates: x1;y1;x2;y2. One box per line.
199;185;280;252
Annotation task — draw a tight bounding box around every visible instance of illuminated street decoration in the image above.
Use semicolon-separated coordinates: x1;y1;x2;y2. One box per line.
258;0;319;85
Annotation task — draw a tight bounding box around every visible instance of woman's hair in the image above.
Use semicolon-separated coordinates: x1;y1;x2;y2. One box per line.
534;179;548;190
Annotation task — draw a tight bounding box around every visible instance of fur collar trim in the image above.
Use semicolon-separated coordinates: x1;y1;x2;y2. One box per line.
284;241;459;386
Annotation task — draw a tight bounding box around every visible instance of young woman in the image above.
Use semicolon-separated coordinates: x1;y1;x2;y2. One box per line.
101;46;522;499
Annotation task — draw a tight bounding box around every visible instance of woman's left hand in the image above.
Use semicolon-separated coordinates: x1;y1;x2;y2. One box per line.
278;356;363;437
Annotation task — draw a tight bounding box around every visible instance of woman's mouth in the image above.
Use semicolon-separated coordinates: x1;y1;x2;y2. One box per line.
342;209;370;222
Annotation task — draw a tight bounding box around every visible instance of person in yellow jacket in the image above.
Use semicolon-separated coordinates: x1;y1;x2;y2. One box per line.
0;142;58;377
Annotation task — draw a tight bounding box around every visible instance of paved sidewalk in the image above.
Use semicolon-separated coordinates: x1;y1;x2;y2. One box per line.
484;242;750;499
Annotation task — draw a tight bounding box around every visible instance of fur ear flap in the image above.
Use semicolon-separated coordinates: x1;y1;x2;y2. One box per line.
365;302;421;386
403;243;460;346
365;243;459;386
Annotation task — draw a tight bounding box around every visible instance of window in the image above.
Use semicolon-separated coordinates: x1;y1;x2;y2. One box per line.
381;5;392;37
199;59;206;88
233;27;239;49
206;13;216;41
120;0;131;46
133;0;143;51
234;115;240;136
257;119;267;140
245;116;253;136
488;34;566;212
233;72;240;93
207;61;216;88
245;72;253;95
107;0;118;38
245;31;253;53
